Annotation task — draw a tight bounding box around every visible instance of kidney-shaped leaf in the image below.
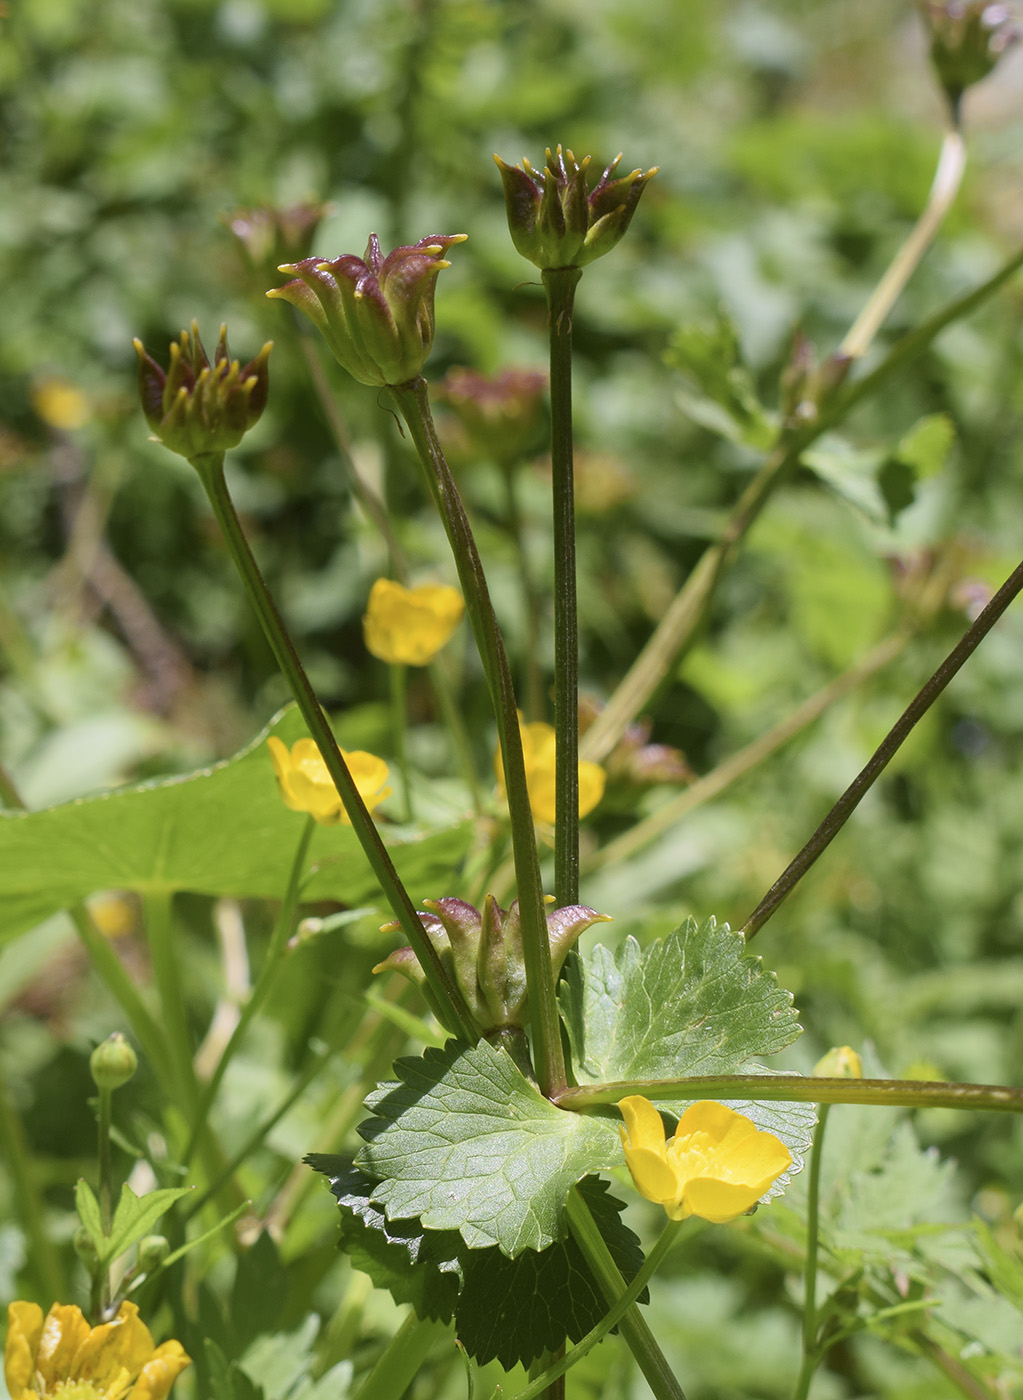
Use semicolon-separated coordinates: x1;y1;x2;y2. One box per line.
0;706;472;942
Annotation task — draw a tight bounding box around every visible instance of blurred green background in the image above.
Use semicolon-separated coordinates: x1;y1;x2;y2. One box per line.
2;1;1023;1395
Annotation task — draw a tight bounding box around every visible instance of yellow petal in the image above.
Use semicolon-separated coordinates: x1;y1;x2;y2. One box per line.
4;1302;43;1400
681;1177;766;1224
620;1132;683;1211
69;1303;155;1389
131;1341;192;1400
338;748;391;825
672;1099;753;1146
35;1304;91;1389
577;760;606;819
619;1095;670;1152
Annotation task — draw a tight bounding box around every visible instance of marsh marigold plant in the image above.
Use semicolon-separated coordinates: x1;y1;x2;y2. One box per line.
267;736;391;826
363;578;465;666
618;1096;792;1224
4;1301;190;1400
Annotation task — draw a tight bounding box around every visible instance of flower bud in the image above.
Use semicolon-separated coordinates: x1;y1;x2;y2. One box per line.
134;323;271;462
90;1033;138;1091
375;894;610;1032
436;366;548;469
494;146;657;271
266;233;467;387
73;1225;99;1268
812;1046;863;1079
223;200;332;279
136;1235;171;1273
916;2;1021;118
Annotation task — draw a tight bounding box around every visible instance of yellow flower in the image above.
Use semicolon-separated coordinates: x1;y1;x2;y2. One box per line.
362;579;465;666
495;718;606;826
618;1096;792;1224
267;736;391;826
31;378;91;432
4;1300;190;1400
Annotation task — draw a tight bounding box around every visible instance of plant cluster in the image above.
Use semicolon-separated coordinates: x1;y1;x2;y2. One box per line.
2;3;1023;1399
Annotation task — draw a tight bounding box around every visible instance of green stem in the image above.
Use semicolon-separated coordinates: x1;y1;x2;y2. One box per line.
792;1104;830;1400
581;448;794;764
0;772;174;1106
351;1311;449;1400
553;1074;1023;1113
389;661;414;822
564;1187;687;1400
741;554;1023;939
581;241;1023;766
586;627;911;876
386;381;564;1095
0;1047;64;1301
181;1037;331;1223
192;450;478;1042
97;1086;114;1235
543;266;583;907
96;1085;115;1314
68;906;173;1099
294;330;408;578
514;1211;684;1399
142;892;197;1113
427;653;484;811
839;128;966;361
184;817;315;1167
501;467;545;723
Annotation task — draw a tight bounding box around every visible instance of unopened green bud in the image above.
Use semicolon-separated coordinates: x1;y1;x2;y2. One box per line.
89;1033;138;1091
134;322;271;462
494;146;657;271
813;1046;863;1079
375;895;610;1033
136;1234;171;1272
267;233;466;387
916;2;1021;120
73;1224;99;1267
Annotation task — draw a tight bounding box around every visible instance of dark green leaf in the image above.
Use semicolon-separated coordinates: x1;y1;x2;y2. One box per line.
455;1176;647;1369
307;1155;462;1323
308;1159;646;1369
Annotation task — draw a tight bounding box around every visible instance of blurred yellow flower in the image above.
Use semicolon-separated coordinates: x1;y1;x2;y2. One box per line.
618;1096;791;1224
812;1045;863;1079
495;718;605;826
267;736;391;826
363;579;464;666
4;1300;190;1400
31;377;91;431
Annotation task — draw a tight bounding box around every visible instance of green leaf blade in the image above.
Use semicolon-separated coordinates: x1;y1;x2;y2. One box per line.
355;1040;619;1256
561;916;801;1084
106;1183;194;1263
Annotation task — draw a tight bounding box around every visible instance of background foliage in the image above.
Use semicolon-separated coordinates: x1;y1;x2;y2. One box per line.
2;0;1023;1396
